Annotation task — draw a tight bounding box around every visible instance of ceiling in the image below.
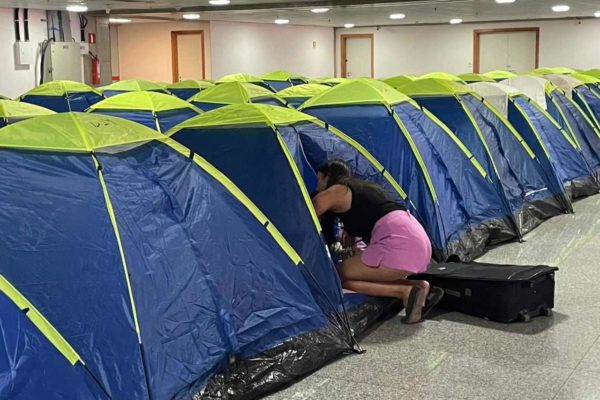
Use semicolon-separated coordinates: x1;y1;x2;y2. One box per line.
2;0;600;27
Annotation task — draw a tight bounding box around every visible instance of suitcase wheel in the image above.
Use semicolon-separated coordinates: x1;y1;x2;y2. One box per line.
517;310;531;323
540;307;553;317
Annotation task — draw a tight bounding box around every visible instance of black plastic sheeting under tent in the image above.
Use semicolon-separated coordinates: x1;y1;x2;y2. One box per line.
197;295;400;400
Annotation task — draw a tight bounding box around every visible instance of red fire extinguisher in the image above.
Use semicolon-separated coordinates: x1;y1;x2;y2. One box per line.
90;52;100;85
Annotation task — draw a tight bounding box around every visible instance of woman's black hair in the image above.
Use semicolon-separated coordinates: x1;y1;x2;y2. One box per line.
317;159;351;188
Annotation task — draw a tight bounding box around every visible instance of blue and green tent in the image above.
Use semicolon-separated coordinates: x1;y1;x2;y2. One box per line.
300;78;519;262
0;99;55;128
87;91;202;133
262;70;309;91
0;112;354;399
188;81;288;111
546;74;600;131
167;103;405;338
18;80;103;112
277;83;330;108
502;75;600;180
470;82;598;200
397;78;569;235
167;104;405;310
215;73;275;91
99;79;170;98
167;80;214;100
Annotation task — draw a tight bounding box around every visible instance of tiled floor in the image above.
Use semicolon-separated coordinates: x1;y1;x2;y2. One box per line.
266;194;600;400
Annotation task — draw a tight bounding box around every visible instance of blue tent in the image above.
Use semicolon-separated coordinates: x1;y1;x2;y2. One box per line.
397;78;570;236
546;74;600;133
99;79;171;98
18;80;103;112
167;104;408;314
167;80;214;100
470;82;599;200
167;104;407;347
188;82;288;112
300;79;519;262
0;113;353;399
261;71;309;91
87;91;202;133
506;75;600;180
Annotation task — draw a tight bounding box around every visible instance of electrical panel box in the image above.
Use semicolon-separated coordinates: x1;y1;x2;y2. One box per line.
14;41;33;65
79;42;90;55
43;42;81;82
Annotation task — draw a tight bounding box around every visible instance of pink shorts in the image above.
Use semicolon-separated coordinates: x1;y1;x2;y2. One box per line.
361;210;432;274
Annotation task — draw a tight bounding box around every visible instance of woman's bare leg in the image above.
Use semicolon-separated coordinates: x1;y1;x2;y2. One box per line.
338;255;429;323
338;254;411;282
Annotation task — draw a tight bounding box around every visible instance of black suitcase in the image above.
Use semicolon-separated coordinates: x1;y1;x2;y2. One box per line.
410;262;558;322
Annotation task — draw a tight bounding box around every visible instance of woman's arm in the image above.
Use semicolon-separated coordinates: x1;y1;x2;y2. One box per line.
312;184;352;217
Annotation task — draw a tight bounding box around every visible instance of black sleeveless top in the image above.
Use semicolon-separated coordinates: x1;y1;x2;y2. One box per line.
322;179;405;244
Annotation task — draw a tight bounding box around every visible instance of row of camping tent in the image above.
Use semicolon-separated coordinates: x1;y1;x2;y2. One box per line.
4;70;600;260
2;68;600;399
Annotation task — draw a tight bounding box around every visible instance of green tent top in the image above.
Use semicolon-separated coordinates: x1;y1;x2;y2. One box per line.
531;67;577;75
99;79;169;93
215;73;266;85
167;80;214;90
88;91;202;113
570;73;600;85
0;112;165;153
188;82;286;106
419;72;465;83
0;99;55;120
583;69;600;79
18;80;102;98
381;75;416;88
277;83;331;98
482;70;518;80
0;94;9;100
458;73;495;83
396;78;472;97
299;78;411;109
261;70;309;82
167;103;315;132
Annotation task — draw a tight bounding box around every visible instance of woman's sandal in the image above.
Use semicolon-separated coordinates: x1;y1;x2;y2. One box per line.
401;280;430;324
401;283;445;324
421;287;444;320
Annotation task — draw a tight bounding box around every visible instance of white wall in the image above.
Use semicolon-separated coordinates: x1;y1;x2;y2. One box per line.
210;21;334;79
0;8;48;98
117;21;212;82
336;18;600;78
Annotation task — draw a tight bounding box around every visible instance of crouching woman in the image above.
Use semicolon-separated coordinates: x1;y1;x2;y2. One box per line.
312;160;443;324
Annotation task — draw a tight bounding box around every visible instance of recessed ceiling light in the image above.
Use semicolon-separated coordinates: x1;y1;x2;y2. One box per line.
311;8;329;13
552;5;570;12
344;23;355;28
183;13;201;20
209;0;230;4
66;4;88;12
495;0;516;3
594;10;600;17
109;18;131;23
389;13;406;20
449;18;463;24
274;18;289;24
